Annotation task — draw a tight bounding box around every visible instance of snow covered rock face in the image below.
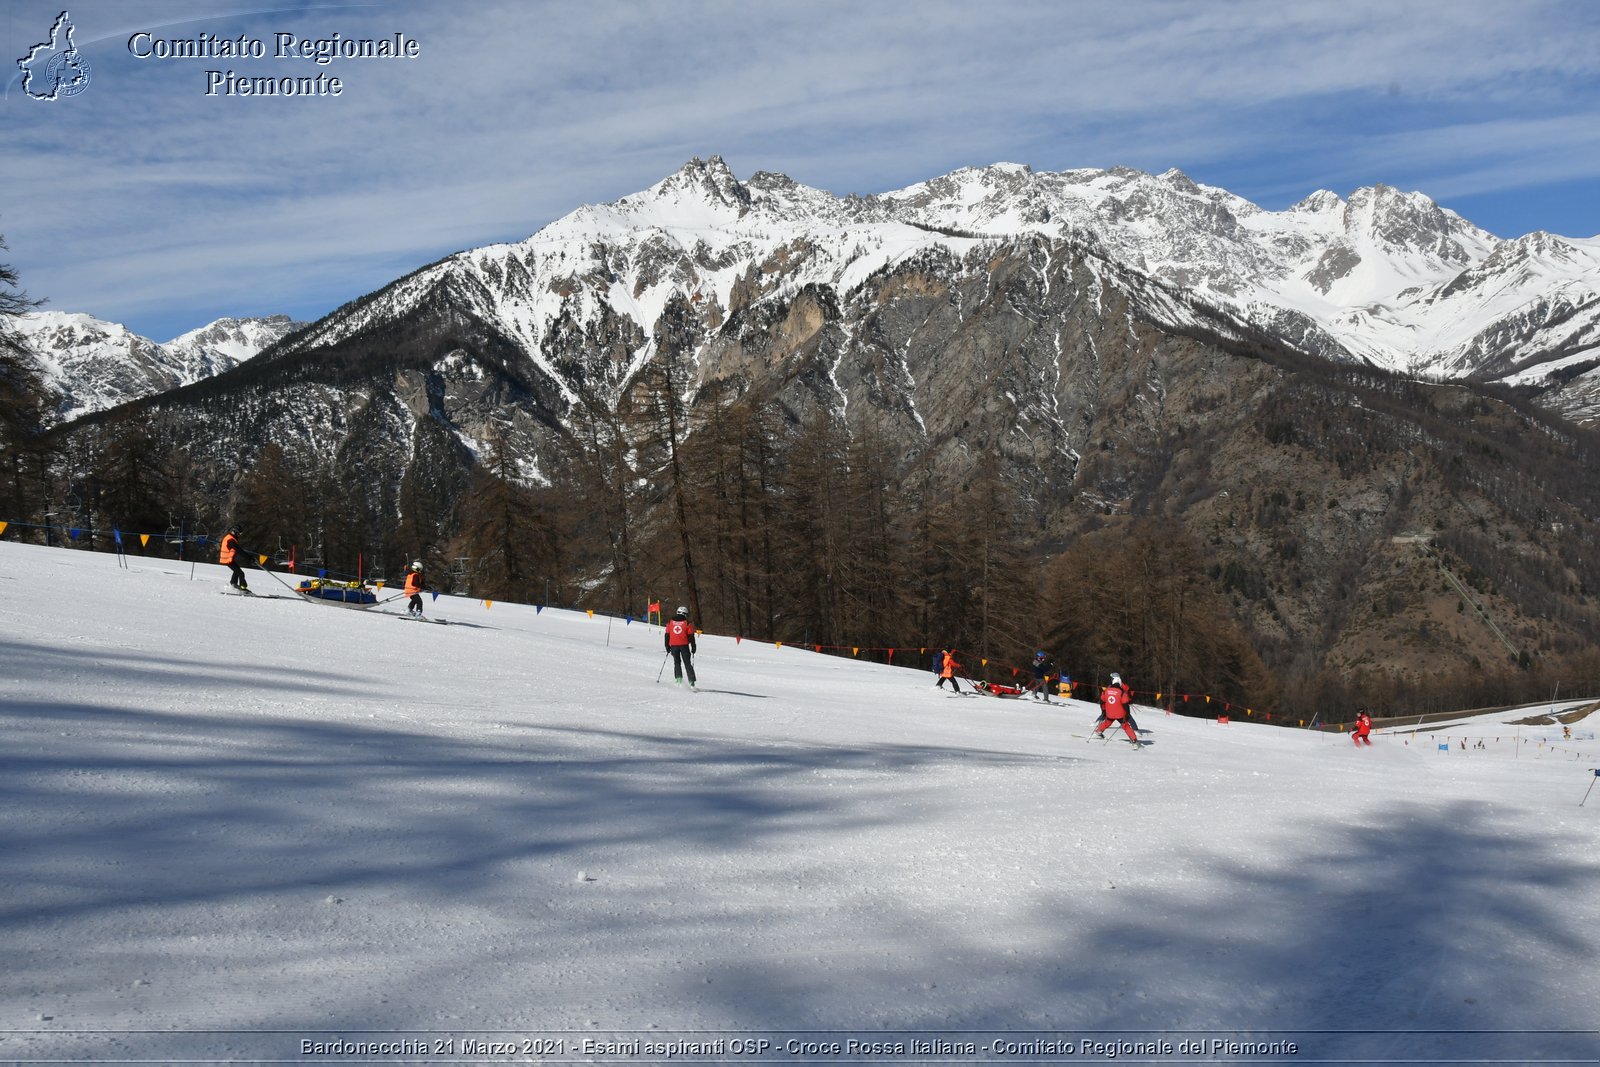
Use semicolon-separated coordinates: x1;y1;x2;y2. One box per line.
90;157;1600;514
42;160;1600;681
14;312;301;424
251;157;1600;428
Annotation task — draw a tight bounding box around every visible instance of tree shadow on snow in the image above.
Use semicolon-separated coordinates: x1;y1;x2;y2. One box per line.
4;661;1591;1063
697;800;1597;1061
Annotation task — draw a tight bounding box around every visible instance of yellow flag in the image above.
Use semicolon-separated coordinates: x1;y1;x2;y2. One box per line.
259;554;268;566
981;658;988;667
852;647;859;657
139;533;149;547
775;641;783;649
587;609;594;618
0;521;8;536
485;600;493;609
375;581;385;591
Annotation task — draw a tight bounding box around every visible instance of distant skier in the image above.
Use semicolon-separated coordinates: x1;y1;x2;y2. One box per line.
219;527;248;591
665;605;697;688
404;561;426;617
1026;651;1057;703
1352;709;1373;746
935;648;961;693
1093;672;1140;744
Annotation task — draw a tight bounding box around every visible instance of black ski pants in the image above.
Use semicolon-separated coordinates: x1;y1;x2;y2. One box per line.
670;646;696;685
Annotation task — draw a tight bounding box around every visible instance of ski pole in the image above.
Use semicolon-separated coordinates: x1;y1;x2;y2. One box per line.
1582;769;1598;807
656;650;670;683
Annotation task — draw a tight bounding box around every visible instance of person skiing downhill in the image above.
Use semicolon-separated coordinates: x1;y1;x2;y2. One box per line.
665;605;697;688
219;528;248;591
1093;672;1140;744
404;561;426;617
1352;708;1373;747
1026;651;1057;702
935;649;962;692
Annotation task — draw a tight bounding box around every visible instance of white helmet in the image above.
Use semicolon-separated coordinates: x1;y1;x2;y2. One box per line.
1110;673;1122;685
674;605;689;618
410;561;422;571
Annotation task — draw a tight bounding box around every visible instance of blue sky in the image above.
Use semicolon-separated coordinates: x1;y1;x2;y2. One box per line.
6;0;1599;342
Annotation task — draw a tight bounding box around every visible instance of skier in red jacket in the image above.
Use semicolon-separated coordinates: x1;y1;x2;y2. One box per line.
665;605;697;689
1093;673;1140;744
1352;709;1373;746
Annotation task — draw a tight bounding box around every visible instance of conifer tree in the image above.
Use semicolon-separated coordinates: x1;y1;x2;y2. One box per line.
454;432;559;603
92;417;172;545
0;239;54;530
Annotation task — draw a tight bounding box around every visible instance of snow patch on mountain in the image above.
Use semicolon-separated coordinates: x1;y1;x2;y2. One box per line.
14;311;302;423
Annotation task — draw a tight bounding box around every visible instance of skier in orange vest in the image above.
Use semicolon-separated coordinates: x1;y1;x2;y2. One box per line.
403;561;426;617
219;528;248;592
935;649;962;693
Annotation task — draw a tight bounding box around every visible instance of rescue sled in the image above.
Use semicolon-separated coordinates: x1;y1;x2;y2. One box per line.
973;680;1026;698
295;578;381;608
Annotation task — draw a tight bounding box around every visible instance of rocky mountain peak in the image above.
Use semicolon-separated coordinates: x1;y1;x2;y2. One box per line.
1289;189;1344;215
1342;184;1488;265
655;155;753;212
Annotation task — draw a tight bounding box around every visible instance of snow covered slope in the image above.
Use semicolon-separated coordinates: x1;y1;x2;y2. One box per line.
1;540;1594;1063
12;311;300;423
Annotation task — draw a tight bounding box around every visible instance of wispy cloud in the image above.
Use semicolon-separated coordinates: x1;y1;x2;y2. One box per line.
6;0;1598;337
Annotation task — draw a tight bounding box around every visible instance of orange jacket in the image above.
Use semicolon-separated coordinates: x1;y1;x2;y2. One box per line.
219;533;238;565
404;571;423;596
940;651;958;678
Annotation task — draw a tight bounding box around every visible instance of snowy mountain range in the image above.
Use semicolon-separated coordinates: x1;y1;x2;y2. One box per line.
13;311;301;423
22;158;1599;427
32;158;1600;683
261;156;1600;426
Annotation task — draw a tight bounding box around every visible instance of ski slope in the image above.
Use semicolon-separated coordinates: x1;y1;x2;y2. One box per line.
1;541;1595;1065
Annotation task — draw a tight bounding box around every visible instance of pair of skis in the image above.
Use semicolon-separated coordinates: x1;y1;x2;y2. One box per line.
1072;732;1148;749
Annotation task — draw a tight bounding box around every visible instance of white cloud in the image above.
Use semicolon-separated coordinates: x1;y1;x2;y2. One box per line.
7;0;1598;336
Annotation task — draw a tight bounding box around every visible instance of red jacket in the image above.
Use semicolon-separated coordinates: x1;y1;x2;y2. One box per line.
1100;683;1132;720
1354;712;1372;735
666;618;696;651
